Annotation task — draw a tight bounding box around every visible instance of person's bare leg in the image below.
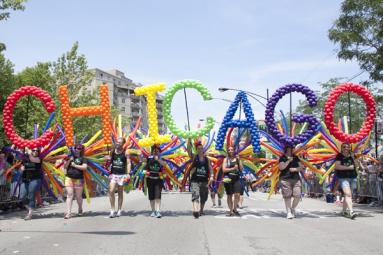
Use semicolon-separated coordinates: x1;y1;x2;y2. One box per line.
117;186;124;211
74;187;83;213
155;199;161;211
227;195;233;213
284;197;292;213
109;182;117;212
65;187;74;217
233;193;240;212
343;186;353;212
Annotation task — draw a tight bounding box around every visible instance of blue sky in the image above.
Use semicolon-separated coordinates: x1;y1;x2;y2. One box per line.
1;0;368;130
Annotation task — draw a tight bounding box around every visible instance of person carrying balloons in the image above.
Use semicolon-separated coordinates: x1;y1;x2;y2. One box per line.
107;137;131;218
19;148;42;220
188;140;213;218
143;145;166;218
222;146;243;216
278;146;304;219
334;143;358;219
63;144;87;219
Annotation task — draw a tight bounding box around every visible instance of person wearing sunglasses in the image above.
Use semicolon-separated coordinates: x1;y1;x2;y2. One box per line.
19;148;42;220
108;137;131;218
63;144;87;219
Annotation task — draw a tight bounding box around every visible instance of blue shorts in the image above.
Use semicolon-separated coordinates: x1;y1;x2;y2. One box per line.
339;178;357;190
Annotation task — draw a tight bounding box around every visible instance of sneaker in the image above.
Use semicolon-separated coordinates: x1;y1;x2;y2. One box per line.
233;210;240;216
150;211;156;217
218;200;222;207
109;211;116;218
155;211;162;218
291;208;296;218
349;211;358;219
199;211;205;216
78;209;83;216
212;204;217;208
286;212;294;219
116;210;122;217
24;214;32;221
193;211;199;219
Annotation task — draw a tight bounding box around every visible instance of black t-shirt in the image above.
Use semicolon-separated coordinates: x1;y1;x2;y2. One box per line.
279;155;300;180
111;151;128;175
224;158;240;181
191;156;210;182
22;158;42;181
147;157;162;178
335;153;357;179
66;157;86;179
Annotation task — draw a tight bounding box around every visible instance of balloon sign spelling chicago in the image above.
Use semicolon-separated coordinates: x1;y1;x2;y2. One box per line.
1;80;376;150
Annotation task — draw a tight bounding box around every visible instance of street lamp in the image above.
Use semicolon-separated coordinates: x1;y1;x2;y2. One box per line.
218;87;268;100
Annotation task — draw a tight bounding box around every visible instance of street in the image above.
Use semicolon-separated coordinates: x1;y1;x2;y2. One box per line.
0;191;382;255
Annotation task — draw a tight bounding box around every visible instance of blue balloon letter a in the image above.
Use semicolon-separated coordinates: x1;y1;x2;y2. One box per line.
216;91;261;153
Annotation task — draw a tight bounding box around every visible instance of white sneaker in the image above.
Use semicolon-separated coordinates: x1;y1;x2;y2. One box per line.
116;210;122;217
291;208;296;218
286;212;294;219
109;211;115;218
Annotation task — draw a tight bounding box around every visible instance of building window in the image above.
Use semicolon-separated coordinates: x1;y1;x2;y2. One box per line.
121;107;125;112
100;73;103;78
122;98;125;103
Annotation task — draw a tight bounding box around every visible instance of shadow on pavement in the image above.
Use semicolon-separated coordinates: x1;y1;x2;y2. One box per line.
0;230;135;235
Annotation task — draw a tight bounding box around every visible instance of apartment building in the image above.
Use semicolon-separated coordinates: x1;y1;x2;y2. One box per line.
87;68;166;133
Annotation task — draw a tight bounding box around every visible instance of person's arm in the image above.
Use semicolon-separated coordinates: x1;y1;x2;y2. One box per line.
222;158;237;173
334;160;354;171
278;157;293;171
71;160;88;171
126;152;131;176
208;158;214;185
29;154;41;163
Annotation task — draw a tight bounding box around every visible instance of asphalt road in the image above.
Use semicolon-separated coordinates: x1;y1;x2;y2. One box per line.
1;191;382;255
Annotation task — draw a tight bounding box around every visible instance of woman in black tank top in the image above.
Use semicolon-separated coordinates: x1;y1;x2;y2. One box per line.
63;144;88;219
20;148;42;220
188;141;213;218
222;146;243;216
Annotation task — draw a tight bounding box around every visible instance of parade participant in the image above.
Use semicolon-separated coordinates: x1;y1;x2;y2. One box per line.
377;153;383;206
143;145;166;218
63;144;87;219
19;148;42;220
108;137;131;218
278;146;303;219
188;141;213;218
210;166;223;208
334;143;358;219
222;146;243;216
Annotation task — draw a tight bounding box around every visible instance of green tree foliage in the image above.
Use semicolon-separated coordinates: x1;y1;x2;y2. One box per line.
0;42;121;147
329;0;383;82
0;0;27;21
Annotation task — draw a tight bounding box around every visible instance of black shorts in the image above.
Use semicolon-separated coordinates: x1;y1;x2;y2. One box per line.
224;179;242;195
147;178;163;200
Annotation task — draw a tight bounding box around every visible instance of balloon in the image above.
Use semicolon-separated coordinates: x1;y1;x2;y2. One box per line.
134;83;171;146
163;80;215;139
324;83;376;143
59;84;112;147
2;86;56;149
216;91;261;153
265;84;320;147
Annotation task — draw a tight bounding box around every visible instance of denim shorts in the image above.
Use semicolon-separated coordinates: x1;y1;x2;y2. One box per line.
338;178;357;190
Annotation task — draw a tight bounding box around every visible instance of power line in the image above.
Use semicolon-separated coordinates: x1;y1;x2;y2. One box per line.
345;70;366;82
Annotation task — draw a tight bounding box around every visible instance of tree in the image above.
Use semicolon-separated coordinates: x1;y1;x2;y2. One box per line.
0;0;28;50
0;51;16;145
329;0;383;82
0;0;27;21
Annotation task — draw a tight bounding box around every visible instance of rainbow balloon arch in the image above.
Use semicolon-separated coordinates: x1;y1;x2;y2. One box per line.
1;80;377;201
